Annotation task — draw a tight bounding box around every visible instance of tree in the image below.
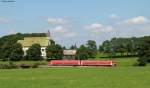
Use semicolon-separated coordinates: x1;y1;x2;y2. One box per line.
26;44;42;60
10;43;24;61
138;37;150;66
50;39;55;45
0;47;2;59
62;46;66;50
1;42;14;61
101;40;115;57
70;44;77;49
46;44;63;59
86;40;97;58
98;45;103;52
77;45;89;60
102;40;111;53
0;42;24;61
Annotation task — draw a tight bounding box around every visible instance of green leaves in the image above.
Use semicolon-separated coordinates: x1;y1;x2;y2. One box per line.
77;40;97;60
10;43;24;61
99;37;140;57
46;44;63;59
138;37;150;66
26;44;42;61
77;45;89;60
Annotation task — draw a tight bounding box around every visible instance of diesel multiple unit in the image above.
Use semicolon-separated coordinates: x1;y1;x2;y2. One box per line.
49;60;116;66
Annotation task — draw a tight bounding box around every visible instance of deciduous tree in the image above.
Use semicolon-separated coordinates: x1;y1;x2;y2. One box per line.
138;37;150;66
46;44;63;59
86;40;97;58
77;45;89;60
26;44;42;60
10;43;24;61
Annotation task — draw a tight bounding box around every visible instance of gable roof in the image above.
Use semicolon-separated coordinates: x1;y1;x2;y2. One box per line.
18;37;50;47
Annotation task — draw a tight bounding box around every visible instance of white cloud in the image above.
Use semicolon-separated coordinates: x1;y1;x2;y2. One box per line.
85;22;103;33
0;17;12;24
52;26;77;38
52;26;67;33
46;17;67;25
85;22;114;34
124;16;149;25
105;26;114;32
86;22;103;29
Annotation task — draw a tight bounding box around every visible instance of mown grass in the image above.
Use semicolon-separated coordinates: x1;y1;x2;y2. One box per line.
95;57;138;66
0;67;150;88
114;57;138;66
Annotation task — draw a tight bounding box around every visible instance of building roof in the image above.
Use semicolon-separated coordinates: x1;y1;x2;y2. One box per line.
18;37;50;47
63;50;77;55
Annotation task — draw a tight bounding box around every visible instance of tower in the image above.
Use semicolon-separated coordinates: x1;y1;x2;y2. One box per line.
47;30;51;45
47;30;51;40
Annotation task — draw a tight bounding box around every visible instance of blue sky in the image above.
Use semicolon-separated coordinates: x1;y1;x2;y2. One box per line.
0;0;150;47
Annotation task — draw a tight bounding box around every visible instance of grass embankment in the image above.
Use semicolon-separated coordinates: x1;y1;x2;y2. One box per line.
0;67;150;88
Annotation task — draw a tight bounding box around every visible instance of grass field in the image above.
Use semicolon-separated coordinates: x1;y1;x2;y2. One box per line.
0;67;150;88
95;57;138;66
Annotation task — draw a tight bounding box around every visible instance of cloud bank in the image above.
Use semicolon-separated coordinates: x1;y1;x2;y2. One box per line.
85;22;114;34
124;16;149;25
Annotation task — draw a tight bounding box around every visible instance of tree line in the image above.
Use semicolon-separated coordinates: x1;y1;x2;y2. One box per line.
0;33;149;66
99;37;140;57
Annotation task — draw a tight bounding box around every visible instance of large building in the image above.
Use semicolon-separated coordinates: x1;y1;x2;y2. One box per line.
18;32;51;58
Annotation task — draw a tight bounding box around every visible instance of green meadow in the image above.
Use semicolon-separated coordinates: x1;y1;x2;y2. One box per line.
0;67;150;88
0;57;150;88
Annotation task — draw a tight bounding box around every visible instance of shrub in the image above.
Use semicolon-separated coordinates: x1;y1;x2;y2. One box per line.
32;63;40;68
138;57;147;66
20;64;31;69
0;61;18;69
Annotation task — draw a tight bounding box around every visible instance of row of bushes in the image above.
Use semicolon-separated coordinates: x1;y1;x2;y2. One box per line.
0;62;18;69
0;62;44;69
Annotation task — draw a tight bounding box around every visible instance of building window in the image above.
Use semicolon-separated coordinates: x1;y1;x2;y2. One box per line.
41;49;45;52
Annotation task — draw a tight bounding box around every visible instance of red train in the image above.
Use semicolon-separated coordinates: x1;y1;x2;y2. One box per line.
49;60;116;66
